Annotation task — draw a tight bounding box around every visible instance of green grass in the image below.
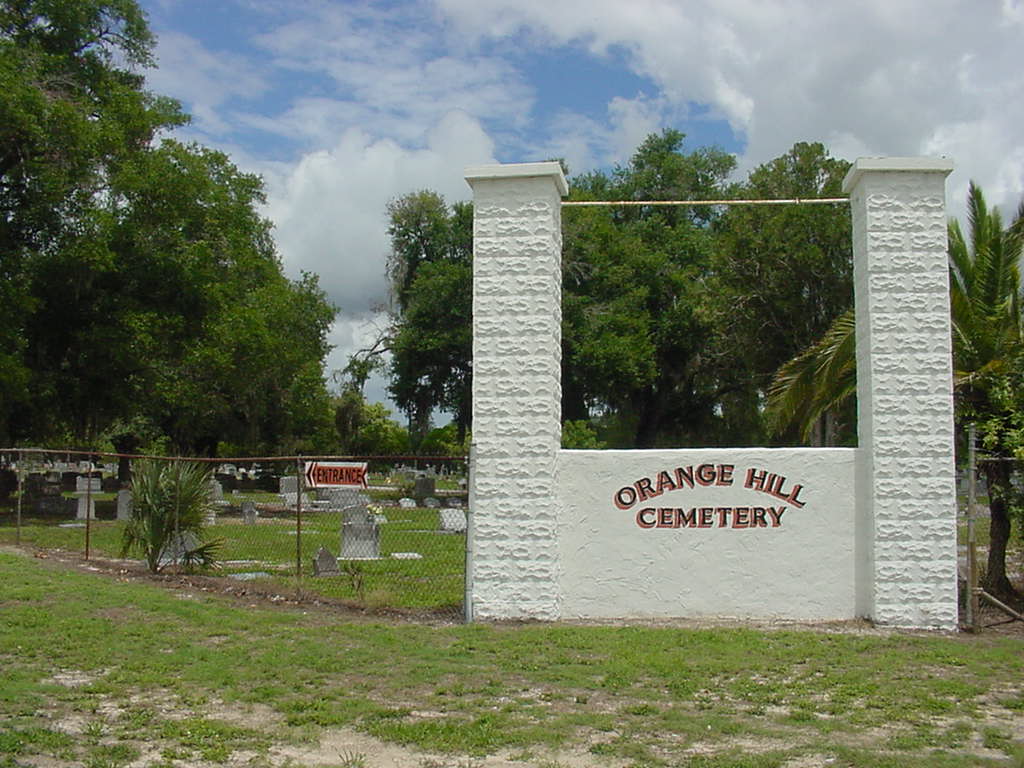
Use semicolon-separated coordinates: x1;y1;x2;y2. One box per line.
0;552;1021;767
0;500;465;612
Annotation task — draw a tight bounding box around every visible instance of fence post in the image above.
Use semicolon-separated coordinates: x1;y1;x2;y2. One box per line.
967;424;979;631
15;450;22;546
84;452;92;560
296;456;303;578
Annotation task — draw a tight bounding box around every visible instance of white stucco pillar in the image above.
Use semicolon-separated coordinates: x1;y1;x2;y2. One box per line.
844;157;958;630
465;162;568;620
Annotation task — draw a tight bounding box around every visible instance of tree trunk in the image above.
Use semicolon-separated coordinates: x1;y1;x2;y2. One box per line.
634;388;667;448
982;461;1021;603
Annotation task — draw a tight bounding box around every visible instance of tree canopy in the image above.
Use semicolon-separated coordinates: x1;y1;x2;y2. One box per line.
0;0;336;455
767;182;1024;600
379;133;854;451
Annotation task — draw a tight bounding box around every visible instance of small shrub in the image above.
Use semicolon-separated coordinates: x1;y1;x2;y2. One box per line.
120;459;222;573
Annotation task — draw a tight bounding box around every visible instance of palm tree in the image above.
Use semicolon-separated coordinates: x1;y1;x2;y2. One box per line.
766;182;1024;600
120;459;221;573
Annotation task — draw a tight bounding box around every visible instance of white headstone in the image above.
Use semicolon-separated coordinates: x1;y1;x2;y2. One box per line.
440;508;467;533
75;476;101;493
75;495;95;520
242;501;258;525
398;497;416;509
116;489;132;521
340;508;380;559
209;479;224;502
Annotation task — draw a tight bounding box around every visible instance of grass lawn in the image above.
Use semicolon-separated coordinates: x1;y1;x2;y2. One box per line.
0;551;1022;768
0;501;466;613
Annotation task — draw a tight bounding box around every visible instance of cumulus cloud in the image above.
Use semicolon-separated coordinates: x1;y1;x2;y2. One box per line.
263;112;494;315
141;0;1024;413
146;30;267;138
257;110;495;388
436;0;1024;214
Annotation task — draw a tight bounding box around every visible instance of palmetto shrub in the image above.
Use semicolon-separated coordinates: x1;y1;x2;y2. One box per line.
120;459;222;573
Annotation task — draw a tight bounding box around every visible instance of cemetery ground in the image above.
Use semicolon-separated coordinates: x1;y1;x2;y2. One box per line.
1;549;1023;768
0;481;468;615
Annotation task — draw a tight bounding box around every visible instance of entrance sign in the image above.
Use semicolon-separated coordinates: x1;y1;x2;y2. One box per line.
303;461;368;489
466;158;957;630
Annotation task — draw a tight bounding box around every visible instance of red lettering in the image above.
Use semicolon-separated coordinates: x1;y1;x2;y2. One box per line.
716;464;734;486
696;463;717;486
636;508;656;528
655;470;677;495
615;486;637;510
674;466;695;489
635;477;656;502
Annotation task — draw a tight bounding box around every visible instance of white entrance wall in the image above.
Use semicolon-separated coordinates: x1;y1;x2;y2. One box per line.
466;158;957;630
558;448;857;620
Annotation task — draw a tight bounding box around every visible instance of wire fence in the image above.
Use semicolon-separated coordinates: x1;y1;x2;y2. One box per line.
0;448;469;619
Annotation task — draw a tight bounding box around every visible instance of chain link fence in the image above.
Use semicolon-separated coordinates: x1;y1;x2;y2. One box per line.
0;448;469;619
958;426;1024;630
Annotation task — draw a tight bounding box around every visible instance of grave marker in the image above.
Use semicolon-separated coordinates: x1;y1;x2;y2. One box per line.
312;546;340;576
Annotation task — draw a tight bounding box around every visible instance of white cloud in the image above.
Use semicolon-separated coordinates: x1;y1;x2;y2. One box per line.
248;2;533;147
260;110;495;390
436;0;1024;214
145;31;267;137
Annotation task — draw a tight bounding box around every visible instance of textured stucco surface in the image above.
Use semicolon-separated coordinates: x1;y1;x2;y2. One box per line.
466;158;959;629
467;165;566;620
558;448;857;620
845;161;958;630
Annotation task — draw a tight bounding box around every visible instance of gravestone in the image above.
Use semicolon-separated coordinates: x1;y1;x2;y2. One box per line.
423;497;440;508
280;491;299;508
76;494;95;520
209;479;224;503
398;497;416;509
446;497;464;508
341;507;380;559
279;475;298;495
312;546;340;576
36;496;73;516
158;531;200;568
242;501;258;525
75;476;101;493
326;487;364;510
440;508;468;533
116;489;132;521
413;476;435;499
204;508;217;526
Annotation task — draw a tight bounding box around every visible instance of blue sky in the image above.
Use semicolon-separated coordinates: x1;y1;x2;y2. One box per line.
137;0;1024;414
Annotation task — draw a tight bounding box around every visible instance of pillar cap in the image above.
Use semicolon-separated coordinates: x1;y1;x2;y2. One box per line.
843;156;953;194
465;162;568;197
